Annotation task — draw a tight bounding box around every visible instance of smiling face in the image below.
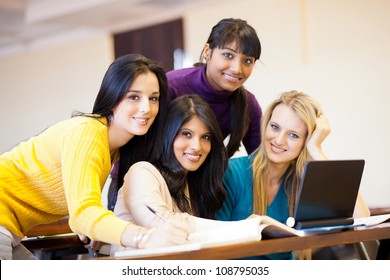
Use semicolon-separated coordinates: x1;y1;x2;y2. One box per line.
264;103;308;167
111;71;160;142
204;41;256;92
173;116;212;172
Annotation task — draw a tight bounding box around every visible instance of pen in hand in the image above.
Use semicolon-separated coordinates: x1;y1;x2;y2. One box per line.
146;205;167;222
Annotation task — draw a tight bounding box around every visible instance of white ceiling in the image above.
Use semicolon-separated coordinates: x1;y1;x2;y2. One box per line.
0;0;218;57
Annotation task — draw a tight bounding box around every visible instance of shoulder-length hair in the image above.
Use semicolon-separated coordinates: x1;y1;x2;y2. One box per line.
252;90;323;215
154;94;228;218
74;53;168;188
197;18;262;157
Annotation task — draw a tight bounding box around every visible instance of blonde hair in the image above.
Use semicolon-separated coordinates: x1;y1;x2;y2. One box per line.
252;90;323;216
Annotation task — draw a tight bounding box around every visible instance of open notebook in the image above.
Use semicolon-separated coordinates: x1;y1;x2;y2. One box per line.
114;216;297;258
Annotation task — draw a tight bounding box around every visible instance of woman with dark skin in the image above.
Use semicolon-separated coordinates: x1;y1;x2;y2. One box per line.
111;95;228;255
167;18;263;157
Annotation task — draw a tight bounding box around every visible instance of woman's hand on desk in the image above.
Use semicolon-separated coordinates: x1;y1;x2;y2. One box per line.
121;217;193;249
143;218;193;249
78;234;105;250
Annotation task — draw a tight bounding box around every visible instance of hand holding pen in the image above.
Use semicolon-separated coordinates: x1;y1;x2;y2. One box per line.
143;204;192;247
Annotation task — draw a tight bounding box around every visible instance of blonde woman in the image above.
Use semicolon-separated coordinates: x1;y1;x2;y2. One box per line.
215;90;370;259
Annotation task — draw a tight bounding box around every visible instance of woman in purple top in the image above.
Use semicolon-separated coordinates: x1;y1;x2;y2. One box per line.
167;18;262;157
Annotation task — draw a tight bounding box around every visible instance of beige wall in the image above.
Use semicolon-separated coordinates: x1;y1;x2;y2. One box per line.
0;0;389;207
0;33;114;152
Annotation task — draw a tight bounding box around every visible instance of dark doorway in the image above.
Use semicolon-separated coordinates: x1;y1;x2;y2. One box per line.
114;18;184;72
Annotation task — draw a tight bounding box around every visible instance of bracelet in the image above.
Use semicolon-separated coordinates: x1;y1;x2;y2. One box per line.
137;228;156;249
132;227;146;248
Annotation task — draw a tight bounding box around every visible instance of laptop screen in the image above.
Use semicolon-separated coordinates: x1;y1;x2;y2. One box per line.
292;159;365;229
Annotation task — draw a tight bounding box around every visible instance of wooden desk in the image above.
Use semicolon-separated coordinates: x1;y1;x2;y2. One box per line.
22;218;87;259
104;223;390;260
24;217;73;237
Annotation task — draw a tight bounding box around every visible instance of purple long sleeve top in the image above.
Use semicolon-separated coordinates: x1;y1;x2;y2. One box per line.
167;65;262;155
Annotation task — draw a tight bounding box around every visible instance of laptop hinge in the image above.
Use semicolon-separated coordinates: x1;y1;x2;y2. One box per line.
295;217;354;229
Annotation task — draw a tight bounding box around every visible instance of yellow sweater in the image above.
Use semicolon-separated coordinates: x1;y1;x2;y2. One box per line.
0;116;128;245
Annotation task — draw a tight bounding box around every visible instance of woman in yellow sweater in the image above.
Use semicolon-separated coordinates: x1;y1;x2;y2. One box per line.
0;54;191;260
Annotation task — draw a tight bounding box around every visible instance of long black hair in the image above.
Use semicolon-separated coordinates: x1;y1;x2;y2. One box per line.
81;53;168;190
153;94;228;218
197;18;261;157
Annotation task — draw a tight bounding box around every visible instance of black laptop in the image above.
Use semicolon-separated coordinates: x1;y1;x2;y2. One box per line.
288;159;365;230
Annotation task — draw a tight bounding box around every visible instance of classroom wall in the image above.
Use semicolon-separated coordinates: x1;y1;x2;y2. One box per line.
0;32;114;152
0;0;389;208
